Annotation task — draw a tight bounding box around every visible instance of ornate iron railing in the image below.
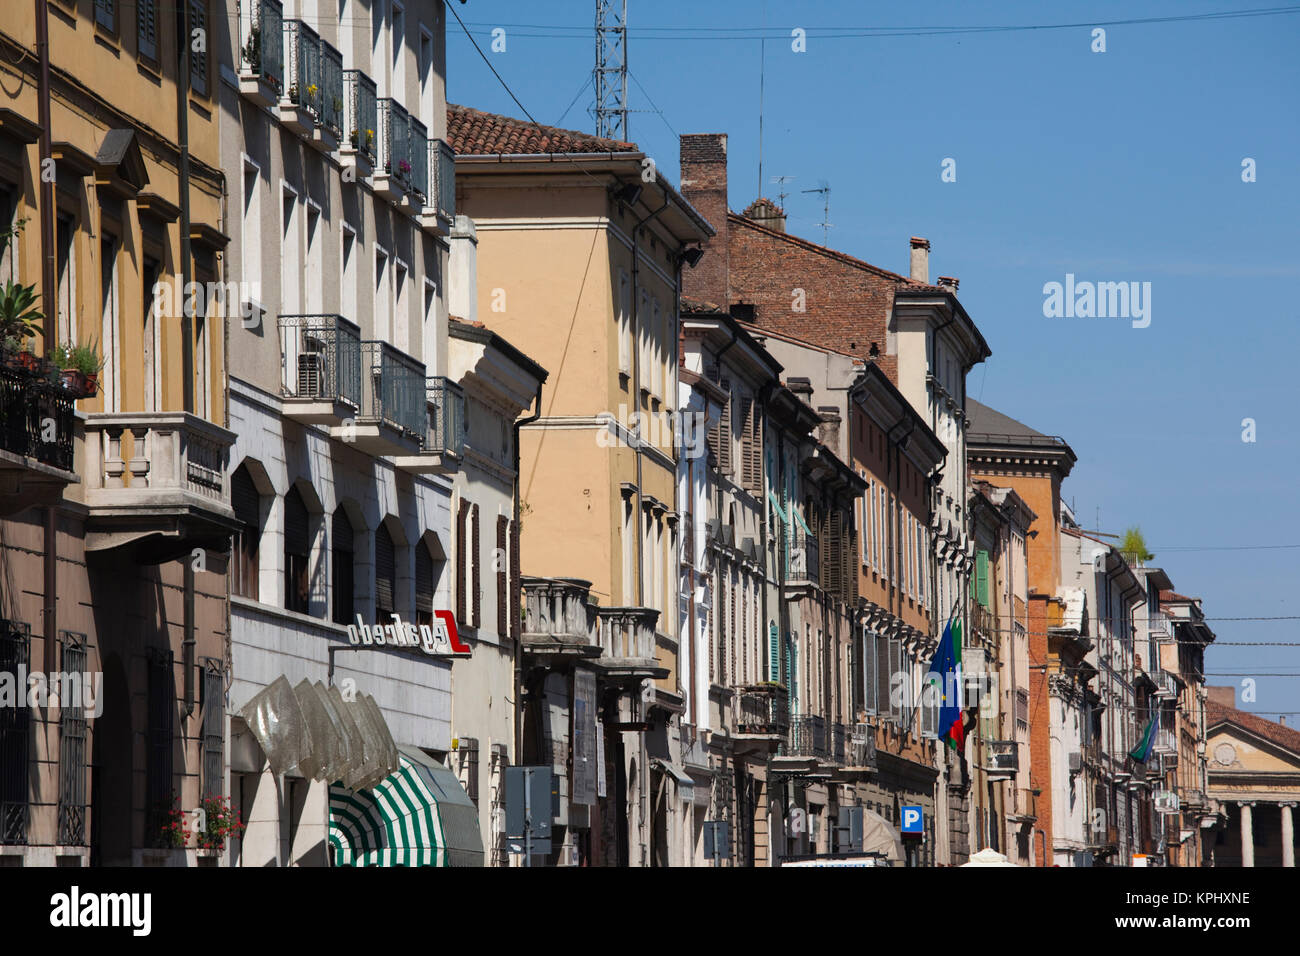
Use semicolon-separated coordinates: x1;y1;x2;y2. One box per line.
378;98;412;186
0;362;75;471
344;70;377;162
239;0;283;93
0;620;29;845
57;631;87;846
283;20;321;118
278;314;362;408
785;714;828;759
737;683;789;735
360;341;425;437
408;117;429;200
422;376;464;457
319;40;344;137
430;138;456;221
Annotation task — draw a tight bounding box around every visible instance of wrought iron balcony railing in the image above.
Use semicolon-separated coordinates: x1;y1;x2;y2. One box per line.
278;314;362;408
378;99;412;187
0;619;30;845
0;361;75;471
359;341;425;438
785;714;828;760
319;40;344;138
422;376;464;458
736;683;789;736
344;70;378;163
408;117;429;200
429;138;456;222
283;20;322;119
239;0;283;94
848;722;878;770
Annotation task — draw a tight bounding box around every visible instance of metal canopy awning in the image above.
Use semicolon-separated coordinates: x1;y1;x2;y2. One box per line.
329;746;484;867
651;758;695;802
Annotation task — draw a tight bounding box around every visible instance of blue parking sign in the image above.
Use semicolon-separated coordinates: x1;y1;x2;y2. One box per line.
900;805;924;834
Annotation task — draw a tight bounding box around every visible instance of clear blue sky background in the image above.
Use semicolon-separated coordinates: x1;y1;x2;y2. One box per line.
447;1;1300;718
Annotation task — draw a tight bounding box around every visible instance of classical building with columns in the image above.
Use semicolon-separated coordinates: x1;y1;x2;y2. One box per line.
1205;691;1300;867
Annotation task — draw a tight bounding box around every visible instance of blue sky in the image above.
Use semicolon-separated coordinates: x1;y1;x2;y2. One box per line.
447;1;1300;718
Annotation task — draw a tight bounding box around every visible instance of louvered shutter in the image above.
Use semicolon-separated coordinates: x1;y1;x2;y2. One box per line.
739;396;760;492
284;488;309;557
496;515;508;636
189;1;209;96
717;378;732;474
846;509;859;605
875;632;891;721
976;549;990;608
509;518;521;639
375;524;395;617
769;621;779;684
862;629;878;715
138;0;157;60
471;504;481;628
456;501;467;623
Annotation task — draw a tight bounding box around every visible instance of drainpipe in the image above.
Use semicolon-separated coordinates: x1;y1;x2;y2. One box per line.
178;0;196;718
513;383;543;761
36;0;57;674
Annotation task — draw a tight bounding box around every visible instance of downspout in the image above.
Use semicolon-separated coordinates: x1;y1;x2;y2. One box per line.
178;0;196;718
513;383;543;761
36;0;57;675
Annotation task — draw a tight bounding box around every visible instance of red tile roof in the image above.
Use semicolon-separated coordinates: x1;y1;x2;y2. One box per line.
447;103;638;156
1159;589;1198;604
1207;700;1300;756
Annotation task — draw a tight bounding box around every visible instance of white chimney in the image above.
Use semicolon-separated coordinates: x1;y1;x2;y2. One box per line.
909;236;930;283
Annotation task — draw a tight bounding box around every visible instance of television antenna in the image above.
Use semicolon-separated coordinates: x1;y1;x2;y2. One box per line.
802;180;832;245
771;175;795;210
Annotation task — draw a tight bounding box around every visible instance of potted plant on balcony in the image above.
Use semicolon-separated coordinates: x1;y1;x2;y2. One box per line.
49;338;103;398
0;283;45;372
196;794;246;855
243;22;261;73
306;83;319;107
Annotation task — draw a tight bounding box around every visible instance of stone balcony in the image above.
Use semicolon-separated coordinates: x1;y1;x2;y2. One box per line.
595;606;666;681
81;412;238;562
520;577;666;680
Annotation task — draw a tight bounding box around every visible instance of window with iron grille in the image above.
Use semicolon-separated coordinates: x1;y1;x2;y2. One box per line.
332;507;355;625
58;632;88;846
284;485;311;614
375;522;396;618
202;662;224;801
145;648;175;847
0;620;30;845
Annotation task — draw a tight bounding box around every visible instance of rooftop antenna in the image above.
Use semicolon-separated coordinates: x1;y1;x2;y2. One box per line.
771;175;794;209
595;0;629;141
802;181;832;245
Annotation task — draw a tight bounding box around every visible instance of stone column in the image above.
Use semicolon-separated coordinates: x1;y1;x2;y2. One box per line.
1282;803;1296;868
1239;801;1255;868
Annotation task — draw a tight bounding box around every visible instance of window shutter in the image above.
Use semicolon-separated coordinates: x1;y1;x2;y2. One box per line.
717;378;732;474
496;515;508;635
977;549;990;608
138;0;157;59
331;508;354;625
846;510;859;605
509;518;521;639
415;544;434;618
456;500;467;624
189;1;209;95
284;487;309;558
862;629;877;715
375;524;395;616
471;505;481;628
769;621;779;684
738;396;754;489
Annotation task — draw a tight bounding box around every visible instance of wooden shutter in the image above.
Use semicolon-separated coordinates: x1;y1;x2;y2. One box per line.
976;549;990;609
189;1;209;96
509;518;521;639
471;504;481;628
284;486;310;613
375;524;395;616
717;378;732;474
739;396;758;491
137;0;157;59
496;515;508;636
845;508;858;605
456;500;468;624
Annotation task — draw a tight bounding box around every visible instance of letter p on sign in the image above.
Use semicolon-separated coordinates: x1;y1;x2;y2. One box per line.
901;805;923;833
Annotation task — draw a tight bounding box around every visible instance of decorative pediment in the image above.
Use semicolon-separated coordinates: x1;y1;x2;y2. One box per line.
1207;725;1300;774
94;129;149;198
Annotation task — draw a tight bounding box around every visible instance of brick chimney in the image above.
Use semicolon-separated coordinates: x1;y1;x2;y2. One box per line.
742;197;786;234
909;236;930;284
679;134;730;308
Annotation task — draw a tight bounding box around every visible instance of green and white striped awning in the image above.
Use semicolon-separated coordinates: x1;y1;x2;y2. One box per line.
328;746;485;867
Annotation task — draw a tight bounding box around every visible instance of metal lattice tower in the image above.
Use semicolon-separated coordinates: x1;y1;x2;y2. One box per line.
595;0;628;141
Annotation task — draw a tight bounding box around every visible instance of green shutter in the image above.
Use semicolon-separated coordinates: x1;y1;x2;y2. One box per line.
769;621;779;683
976;549;990;608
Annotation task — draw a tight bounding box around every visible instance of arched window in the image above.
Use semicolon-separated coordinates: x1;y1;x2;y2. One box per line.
332;508;354;626
284;486;310;614
416;543;434;628
375;523;396;619
231;464;261;598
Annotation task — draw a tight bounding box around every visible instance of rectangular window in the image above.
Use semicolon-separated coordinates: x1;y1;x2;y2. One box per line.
419;27;434;125
100;235;119;412
202;663;223;800
617;271;631;375
304;203;322;314
58;633;88;846
471;503;481;629
56;213;75;346
241;159;262;300
374;248;390;341
0;621;30;845
281;186;300;315
141;254;161;412
394;260;409;352
918;525;926;603
341;224;358;319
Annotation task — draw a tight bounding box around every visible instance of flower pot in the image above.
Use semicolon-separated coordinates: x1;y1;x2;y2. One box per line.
17;352;39;372
59;368;87;396
84;372;98;397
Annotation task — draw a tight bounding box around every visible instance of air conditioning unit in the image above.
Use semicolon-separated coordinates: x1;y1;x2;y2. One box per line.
1154;790;1180;814
990;749;1018;772
1068;751;1083;774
